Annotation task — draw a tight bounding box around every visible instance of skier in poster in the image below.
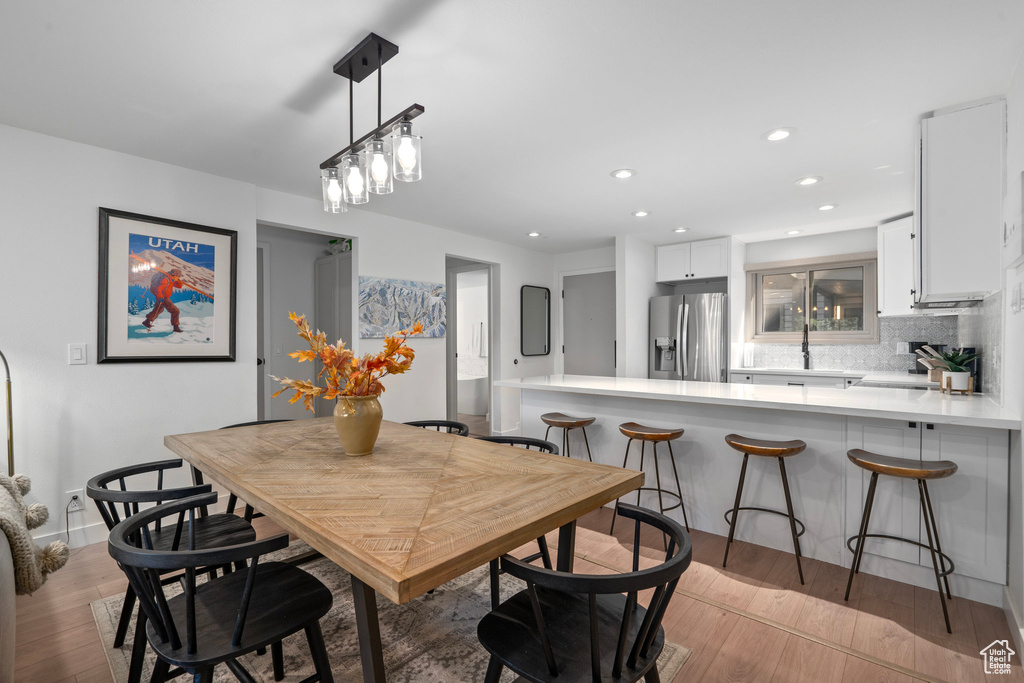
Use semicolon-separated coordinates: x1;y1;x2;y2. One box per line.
142;268;184;332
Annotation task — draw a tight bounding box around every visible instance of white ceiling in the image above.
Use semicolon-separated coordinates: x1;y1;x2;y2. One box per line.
2;1;1023;253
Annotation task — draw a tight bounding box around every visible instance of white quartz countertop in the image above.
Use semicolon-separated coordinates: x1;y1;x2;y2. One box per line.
496;374;1019;430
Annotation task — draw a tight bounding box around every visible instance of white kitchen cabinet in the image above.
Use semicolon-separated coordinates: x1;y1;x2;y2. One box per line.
845;418;1009;583
920;423;1008;584
877;216;915;316
845;418;923;565
656;237;729;282
750;373;847;389
917;100;1004;304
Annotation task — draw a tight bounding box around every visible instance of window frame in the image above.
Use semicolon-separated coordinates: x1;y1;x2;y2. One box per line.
746;252;879;344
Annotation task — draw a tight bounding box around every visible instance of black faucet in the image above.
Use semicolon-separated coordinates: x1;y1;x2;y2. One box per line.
802;324;810;370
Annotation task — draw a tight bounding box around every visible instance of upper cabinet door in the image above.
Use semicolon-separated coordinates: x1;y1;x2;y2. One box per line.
877;216;915;316
689;238;730;278
919;100;1004;301
656;243;691;282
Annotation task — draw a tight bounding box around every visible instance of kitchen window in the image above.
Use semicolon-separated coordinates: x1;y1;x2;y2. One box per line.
747;254;878;343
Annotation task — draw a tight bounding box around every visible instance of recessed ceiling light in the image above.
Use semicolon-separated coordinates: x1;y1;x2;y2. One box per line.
632;210;650;218
527;231;540;237
818;204;837;211
610;169;635;179
673;227;687;233
787;230;802;235
795;176;822;186
761;127;796;142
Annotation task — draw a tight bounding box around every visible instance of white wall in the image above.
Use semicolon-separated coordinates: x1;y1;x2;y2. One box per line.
256;224;330;421
1000;50;1024;649
0;123;258;546
255;188;555;436
615;235;660;378
0;123;555;547
745;227;877;265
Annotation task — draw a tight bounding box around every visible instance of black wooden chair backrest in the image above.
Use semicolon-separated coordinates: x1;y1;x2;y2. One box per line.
220;419;293;430
86;459;211;532
107;492;289;656
475;435;559;455
498;503;691;679
404;420;470;436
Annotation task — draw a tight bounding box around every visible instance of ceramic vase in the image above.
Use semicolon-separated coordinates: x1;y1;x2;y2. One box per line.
942;371;970;391
333;395;383;455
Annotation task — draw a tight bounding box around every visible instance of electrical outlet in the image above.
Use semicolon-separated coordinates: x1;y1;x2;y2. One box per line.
66;489;85;513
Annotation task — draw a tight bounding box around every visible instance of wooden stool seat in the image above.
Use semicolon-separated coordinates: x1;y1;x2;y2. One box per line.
618;422;685;442
847;449;957;480
845;448;958;633
540;412;596;429
725;433;806;457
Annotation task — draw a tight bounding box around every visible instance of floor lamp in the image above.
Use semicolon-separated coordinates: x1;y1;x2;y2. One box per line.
1;350;11;476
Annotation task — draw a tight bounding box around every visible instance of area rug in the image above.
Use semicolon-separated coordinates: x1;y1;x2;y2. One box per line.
91;543;691;682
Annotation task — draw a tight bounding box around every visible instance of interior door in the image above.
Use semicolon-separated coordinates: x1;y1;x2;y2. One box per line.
563;271;615;377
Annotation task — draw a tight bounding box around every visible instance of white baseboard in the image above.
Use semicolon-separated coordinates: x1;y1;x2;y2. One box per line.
1005;587;1024;655
33;521;108;549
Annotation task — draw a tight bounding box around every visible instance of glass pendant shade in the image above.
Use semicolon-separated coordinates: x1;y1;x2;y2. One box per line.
366;138;393;195
390;120;422;182
321;167;346;213
341;153;369;205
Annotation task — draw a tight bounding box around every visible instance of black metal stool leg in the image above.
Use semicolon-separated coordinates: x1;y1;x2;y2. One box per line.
563;428;568;459
778;457;804;585
921;479;952;599
609;438;634;535
651;442;668;550
581;426;593;462
854;473;879;575
723;453;749;568
666;440;688;532
636;441;647;509
919;479;952;633
845;472;879;601
544;425;552;442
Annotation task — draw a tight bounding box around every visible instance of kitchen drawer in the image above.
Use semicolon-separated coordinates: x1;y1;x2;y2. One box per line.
751;373;846;389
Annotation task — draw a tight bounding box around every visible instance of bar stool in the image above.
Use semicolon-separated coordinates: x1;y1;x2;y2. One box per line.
722;434;807;584
541;412;595;461
844;449;957;633
609;422;689;536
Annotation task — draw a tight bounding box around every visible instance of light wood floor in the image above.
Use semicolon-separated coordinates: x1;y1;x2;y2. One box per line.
457;412;490;437
14;508;1023;682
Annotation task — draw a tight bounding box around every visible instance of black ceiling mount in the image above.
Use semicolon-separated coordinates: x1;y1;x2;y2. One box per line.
332;33;399;83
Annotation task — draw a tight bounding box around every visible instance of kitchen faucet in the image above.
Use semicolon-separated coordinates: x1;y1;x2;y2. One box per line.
802;324;810;370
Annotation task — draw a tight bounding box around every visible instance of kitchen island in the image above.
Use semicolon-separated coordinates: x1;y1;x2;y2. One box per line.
496;374;1020;606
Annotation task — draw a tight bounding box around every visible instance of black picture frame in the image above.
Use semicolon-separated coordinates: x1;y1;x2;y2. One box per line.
520;285;550;356
97;208;237;363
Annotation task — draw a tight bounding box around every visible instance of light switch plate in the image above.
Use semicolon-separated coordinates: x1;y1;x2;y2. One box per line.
68;343;87;365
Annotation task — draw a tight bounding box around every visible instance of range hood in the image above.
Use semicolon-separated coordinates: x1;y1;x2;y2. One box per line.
915;298;981;310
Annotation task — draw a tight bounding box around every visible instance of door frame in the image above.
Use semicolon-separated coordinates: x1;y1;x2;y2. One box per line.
256;241;271;420
445;258;499;430
556;267;615;375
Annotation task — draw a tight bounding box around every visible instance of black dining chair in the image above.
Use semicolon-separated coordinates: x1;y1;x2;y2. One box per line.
478;503;691;683
404;419;471;436
87;459;257;683
108;492;335;683
476;435;559;608
217;419;294;521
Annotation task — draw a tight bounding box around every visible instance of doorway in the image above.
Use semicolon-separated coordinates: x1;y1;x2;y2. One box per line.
562;270;616;377
446;257;494;436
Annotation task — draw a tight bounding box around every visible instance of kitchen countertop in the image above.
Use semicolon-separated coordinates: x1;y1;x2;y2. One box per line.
496;374;1019;430
736;367;939;388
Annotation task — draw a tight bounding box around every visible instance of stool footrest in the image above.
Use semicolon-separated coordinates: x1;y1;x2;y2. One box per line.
845;533;955;578
635;487;683;512
724;506;806;538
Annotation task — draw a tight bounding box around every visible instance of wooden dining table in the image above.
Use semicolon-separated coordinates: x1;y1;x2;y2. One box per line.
164;418;642;682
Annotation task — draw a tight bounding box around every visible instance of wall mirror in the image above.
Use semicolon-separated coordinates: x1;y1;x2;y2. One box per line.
520;285;550;356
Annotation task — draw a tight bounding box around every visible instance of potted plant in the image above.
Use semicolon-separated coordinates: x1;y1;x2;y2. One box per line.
272;312;423;455
926;347;979;392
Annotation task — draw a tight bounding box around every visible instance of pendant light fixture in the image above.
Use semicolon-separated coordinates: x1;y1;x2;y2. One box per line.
320;33;424;212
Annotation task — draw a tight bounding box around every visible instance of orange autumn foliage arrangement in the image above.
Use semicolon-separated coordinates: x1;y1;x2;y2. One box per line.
271;312;424;411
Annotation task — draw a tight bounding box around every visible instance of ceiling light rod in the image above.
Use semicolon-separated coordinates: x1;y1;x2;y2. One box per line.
319;103;424;169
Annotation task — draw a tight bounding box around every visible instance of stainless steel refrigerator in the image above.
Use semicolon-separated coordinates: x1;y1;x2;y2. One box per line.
649;293;728;382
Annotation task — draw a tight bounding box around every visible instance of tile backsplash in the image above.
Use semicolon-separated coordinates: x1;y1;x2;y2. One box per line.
747;315;959;373
958;291;1002;402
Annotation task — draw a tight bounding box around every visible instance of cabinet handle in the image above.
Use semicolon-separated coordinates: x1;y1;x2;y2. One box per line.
909;421;917;428
787;382;804;386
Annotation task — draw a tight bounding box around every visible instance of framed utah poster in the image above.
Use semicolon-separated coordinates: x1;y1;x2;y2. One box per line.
97;208;237;363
